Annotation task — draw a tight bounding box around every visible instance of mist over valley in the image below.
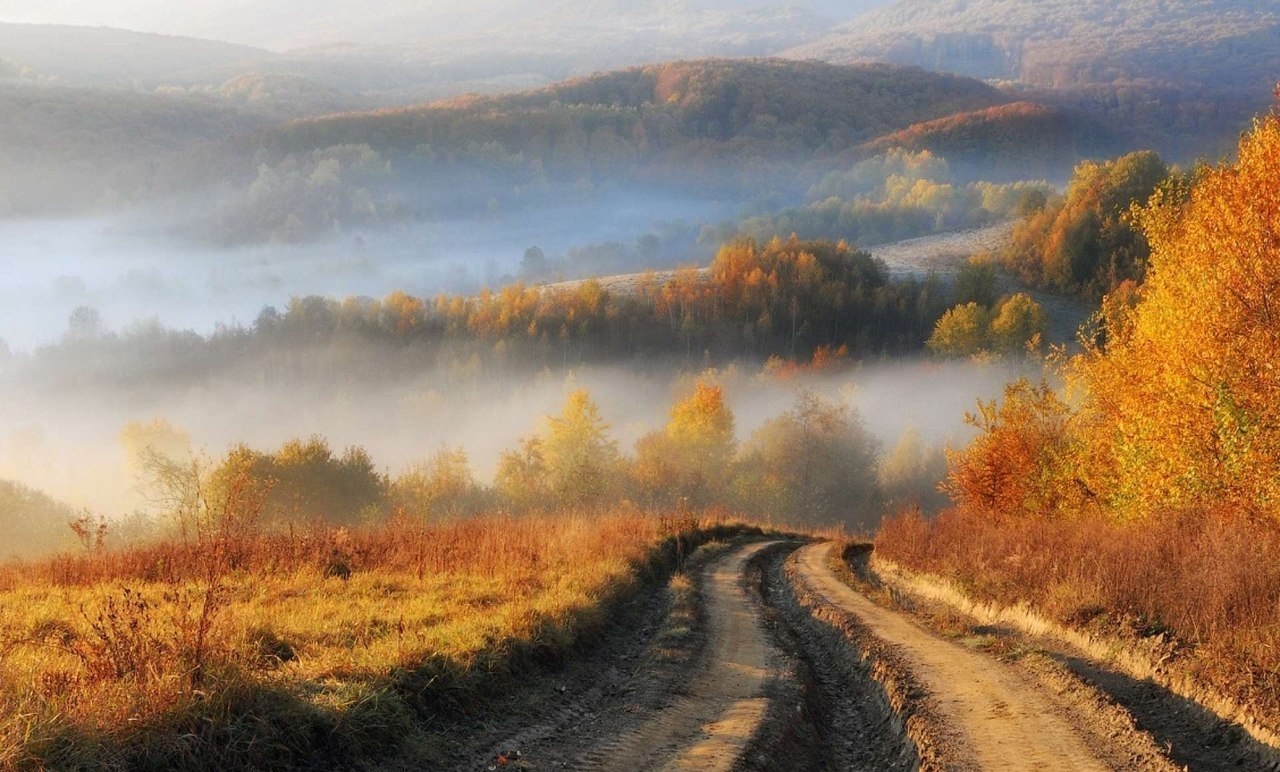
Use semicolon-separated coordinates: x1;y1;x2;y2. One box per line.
2;4;1280;768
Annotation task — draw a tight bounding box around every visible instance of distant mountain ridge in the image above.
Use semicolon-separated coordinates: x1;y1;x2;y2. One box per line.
787;0;1280;94
1;1;893;50
0;22;271;87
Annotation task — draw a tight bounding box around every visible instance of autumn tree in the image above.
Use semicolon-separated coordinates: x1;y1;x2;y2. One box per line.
735;392;880;529
495;436;551;511
498;389;621;510
929;293;1046;358
391;447;490;520
1072;116;1280;518
212;437;386;526
632;381;736;506
1003;150;1171;297
120;418;191;479
944;379;1077;520
927;302;992;357
990;293;1047;354
878;424;950;513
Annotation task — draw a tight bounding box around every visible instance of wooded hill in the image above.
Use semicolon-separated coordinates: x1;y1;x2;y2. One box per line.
260;60;1009;179
790;0;1280;93
788;0;1278;162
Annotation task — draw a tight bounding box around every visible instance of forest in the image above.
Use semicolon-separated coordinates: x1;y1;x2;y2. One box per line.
879;112;1280;741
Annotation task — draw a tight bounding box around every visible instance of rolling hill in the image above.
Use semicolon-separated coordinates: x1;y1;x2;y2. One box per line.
261;59;1012;176
0;23;272;88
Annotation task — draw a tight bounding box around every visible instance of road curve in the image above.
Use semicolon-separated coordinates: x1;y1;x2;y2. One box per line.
593;541;782;772
790;542;1109;772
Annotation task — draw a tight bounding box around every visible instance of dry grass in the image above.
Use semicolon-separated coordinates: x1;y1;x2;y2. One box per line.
877;507;1280;740
0;511;769;769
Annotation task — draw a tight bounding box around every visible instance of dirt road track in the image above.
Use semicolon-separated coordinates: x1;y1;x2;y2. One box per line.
590;541;782;771
790;542;1109;771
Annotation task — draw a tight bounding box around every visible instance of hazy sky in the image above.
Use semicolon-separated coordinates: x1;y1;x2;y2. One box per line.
0;1;886;50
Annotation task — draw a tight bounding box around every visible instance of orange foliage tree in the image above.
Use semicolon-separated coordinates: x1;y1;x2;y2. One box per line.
1072;116;1280;519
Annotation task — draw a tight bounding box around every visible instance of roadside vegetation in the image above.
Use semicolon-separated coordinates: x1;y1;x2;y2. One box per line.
0;373;938;765
878;114;1280;732
0;510;777;769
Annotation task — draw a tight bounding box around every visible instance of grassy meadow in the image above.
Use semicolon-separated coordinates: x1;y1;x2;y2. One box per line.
0;511;773;769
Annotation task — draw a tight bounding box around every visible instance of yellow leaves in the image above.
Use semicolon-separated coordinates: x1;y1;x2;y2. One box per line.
635;381;738;507
666;383;734;451
1071;116;1280;519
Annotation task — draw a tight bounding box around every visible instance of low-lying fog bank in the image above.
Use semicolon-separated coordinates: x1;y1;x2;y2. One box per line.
0;356;1038;519
0;186;735;351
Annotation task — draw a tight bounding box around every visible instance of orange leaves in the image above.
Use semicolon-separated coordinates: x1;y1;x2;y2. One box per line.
944;379;1076;521
1068;116;1280;519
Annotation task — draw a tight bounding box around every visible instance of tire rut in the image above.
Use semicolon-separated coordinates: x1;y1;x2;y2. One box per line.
752;541;920;770
790;541;1109;771
578;540;784;771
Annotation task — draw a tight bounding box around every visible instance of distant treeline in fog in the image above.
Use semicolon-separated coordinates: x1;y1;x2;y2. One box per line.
12;238;958;395
0;57;1251;227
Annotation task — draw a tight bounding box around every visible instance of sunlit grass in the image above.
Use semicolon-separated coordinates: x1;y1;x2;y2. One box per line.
0;511;767;769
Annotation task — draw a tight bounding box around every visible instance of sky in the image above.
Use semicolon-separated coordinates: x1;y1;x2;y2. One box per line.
0;1;888;50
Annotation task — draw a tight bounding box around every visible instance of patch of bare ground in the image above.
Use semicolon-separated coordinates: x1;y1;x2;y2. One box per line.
579;540;784;771
869;555;1280;772
792;541;1111;771
418;539;791;771
409;539;729;771
748;541;921;770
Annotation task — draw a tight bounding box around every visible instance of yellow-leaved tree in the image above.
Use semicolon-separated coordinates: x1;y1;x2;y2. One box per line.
632;381;736;506
498;389;621;510
1074;115;1280;518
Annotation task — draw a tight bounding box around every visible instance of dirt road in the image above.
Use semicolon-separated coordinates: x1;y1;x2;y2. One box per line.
445;537;1200;770
789;541;1109;771
592;541;782;771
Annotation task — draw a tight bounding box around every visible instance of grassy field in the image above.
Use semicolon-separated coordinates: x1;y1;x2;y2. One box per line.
0;511;773;769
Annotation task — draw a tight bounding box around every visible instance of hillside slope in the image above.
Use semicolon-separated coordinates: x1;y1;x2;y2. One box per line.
263;59;1010;176
0;23;272;87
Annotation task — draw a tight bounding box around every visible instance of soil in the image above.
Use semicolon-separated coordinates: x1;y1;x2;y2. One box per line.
788;541;1109;771
873;554;1280;772
413;538;1280;771
581;540;782;771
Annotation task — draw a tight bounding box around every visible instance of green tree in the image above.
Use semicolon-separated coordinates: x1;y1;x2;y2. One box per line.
990;293;1047;354
953;259;998;307
736;392;880;529
927;302;992;357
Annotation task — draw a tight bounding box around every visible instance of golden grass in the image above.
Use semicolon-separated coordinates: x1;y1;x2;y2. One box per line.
0;511;768;769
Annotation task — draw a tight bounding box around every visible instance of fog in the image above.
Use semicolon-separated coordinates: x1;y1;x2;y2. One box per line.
0;187;734;351
0;4;1099;559
0;350;1031;519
